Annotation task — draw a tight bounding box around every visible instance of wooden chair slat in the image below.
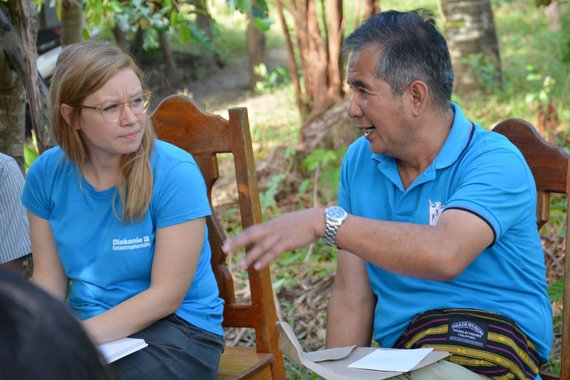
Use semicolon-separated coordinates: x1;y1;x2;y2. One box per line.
493;118;570;380
151;95;285;380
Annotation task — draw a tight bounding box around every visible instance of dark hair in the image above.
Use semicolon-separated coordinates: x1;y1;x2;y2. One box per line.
0;269;114;379
343;9;454;114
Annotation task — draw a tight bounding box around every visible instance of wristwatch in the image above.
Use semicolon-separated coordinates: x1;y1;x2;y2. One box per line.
324;206;348;246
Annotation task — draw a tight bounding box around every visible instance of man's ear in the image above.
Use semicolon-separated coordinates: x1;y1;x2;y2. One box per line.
60;104;77;129
406;80;429;116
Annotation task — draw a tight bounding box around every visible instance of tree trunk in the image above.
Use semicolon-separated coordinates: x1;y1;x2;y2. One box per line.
545;0;561;32
194;0;214;38
278;0;344;134
113;26;128;51
60;0;82;46
8;0;51;152
130;27;144;58
440;0;502;100
326;0;344;104
247;1;266;88
363;0;381;19
0;6;27;167
274;0;305;116
159;32;181;89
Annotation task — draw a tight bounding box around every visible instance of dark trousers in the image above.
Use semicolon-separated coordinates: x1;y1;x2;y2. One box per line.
108;314;223;380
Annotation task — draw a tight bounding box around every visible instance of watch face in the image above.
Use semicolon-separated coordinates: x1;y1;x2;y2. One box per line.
327;206;347;219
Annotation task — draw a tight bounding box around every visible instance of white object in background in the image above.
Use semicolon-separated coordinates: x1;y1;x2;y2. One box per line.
37;46;62;79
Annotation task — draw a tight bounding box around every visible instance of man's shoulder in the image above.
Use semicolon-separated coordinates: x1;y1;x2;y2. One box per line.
470;125;522;155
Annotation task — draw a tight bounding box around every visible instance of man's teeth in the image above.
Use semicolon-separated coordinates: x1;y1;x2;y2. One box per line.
364;127;375;136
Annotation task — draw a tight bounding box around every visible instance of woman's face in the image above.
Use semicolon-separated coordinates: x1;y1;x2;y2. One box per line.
73;67;146;162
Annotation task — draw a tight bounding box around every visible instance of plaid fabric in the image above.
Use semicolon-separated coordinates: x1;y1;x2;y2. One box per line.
394;308;540;380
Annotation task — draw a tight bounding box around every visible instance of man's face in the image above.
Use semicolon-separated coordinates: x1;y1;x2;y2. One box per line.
346;45;412;156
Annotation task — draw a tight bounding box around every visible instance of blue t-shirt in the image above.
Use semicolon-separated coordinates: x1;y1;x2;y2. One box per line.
22;140;224;336
338;104;552;363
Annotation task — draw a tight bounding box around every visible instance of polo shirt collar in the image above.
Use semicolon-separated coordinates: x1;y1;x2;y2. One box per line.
370;103;473;189
433;103;473;169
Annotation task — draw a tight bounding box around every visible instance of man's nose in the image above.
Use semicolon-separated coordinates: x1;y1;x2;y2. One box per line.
347;94;363;119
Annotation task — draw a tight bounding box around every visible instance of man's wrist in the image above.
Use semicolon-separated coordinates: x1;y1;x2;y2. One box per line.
323;206;348;246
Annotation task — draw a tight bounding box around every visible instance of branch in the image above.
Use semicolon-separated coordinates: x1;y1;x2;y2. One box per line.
8;0;51;151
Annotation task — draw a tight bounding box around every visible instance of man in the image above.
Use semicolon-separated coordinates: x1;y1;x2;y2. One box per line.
0;152;31;273
223;10;551;380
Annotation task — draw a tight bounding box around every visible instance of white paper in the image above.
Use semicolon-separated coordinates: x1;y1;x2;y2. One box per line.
347;347;433;372
98;337;148;363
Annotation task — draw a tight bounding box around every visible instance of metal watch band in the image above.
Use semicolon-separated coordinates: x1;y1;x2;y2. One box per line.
324;206;347;246
324;222;340;246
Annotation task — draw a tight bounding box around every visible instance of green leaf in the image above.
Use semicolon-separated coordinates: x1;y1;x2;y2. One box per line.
252;17;273;33
24;144;39;172
548;276;565;302
142;29;159;50
179;24;192;44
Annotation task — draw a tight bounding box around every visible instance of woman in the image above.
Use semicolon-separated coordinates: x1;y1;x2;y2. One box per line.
22;41;224;379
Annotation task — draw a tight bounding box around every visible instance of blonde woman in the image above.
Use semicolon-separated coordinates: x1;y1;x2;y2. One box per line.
22;41;223;379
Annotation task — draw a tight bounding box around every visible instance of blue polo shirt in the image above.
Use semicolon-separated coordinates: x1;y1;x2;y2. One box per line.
338;104;552;363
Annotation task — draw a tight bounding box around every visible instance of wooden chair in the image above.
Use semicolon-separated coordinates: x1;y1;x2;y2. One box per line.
492;119;569;380
150;95;286;380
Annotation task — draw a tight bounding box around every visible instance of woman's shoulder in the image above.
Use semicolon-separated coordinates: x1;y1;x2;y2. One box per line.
28;146;67;174
152;140;197;166
37;146;64;162
151;141;203;184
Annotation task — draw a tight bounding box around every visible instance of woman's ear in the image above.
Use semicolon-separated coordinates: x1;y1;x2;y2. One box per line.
60;104;77;129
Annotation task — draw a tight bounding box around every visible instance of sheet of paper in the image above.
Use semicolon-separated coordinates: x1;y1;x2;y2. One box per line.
348;347;433;372
98;337;148;364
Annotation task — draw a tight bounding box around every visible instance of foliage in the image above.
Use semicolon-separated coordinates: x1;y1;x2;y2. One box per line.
462;53;503;93
7;0;569;375
24;143;39;172
284;357;320;379
226;0;272;32
253;63;291;93
259;173;288;214
83;0;213;51
548;276;565;303
524;64;556;111
245;1;569;374
300;147;347;204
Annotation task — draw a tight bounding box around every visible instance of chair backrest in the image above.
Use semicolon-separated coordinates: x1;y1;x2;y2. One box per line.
151;95;285;379
493;118;570;380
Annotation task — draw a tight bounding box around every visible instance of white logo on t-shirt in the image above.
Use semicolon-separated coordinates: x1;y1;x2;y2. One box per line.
429;200;445;226
112;236;151;251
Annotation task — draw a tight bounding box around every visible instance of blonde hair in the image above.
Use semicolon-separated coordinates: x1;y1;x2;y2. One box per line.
50;40;155;223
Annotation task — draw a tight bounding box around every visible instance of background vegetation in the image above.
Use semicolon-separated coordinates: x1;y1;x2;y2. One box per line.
196;1;569;378
2;0;568;378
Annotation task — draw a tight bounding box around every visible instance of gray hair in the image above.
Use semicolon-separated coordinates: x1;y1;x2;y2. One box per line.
343;9;455;114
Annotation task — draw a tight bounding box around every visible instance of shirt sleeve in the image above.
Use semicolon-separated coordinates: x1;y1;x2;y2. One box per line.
151;159;212;229
0;158;32;262
21;151;53;220
338;147;352;212
444;146;536;241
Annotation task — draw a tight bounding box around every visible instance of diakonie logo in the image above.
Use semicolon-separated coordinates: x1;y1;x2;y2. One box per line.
112;236;151;251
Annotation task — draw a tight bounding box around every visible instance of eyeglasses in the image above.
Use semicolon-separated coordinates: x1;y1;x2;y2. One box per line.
79;91;151;123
